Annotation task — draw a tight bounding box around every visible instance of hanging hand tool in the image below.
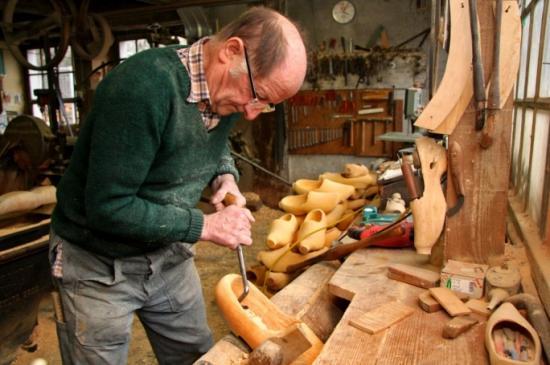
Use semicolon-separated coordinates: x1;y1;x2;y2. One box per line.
469;0;487;131
223;193;249;302
480;0;502;148
341;36;348;86
447;141;465;216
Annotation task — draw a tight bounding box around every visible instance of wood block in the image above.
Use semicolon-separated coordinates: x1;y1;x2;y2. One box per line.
465;299;491;318
418;291;442;313
429;287;472;317
442;315;478;339
349;301;415;334
249;324;312;365
387;263;440;288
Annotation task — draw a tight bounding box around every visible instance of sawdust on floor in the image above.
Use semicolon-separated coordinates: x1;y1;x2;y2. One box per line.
10;204;282;365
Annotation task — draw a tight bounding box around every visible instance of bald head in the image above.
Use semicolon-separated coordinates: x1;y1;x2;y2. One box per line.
214;7;307;93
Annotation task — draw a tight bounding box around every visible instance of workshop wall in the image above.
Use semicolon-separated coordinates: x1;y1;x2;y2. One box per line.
0;48;25;116
283;0;430;181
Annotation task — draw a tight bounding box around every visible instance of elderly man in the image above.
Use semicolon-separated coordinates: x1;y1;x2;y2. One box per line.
49;6;306;365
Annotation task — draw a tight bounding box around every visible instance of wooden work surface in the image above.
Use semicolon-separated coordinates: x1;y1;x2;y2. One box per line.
313;248;488;365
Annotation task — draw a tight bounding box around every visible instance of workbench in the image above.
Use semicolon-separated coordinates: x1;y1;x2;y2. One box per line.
196;248;489;365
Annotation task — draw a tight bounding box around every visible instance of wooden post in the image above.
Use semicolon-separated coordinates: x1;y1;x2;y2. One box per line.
443;0;512;264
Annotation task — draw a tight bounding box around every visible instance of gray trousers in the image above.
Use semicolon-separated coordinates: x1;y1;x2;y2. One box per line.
49;231;214;365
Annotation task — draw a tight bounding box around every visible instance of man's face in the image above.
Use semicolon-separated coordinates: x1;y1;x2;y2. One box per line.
210;49;300;121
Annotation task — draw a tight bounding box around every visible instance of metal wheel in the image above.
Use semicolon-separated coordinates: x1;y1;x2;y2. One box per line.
2;0;71;70
68;0;113;60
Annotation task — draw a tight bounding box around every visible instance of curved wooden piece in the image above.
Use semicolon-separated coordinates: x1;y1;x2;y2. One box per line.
490;0;521;110
411;137;447;255
215;274;324;364
0;186;56;217
415;0;473;133
297;209;327;254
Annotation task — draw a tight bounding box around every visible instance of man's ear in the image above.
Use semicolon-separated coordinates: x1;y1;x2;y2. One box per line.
219;37;244;64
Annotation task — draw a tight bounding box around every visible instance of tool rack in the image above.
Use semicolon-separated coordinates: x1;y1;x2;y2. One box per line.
286;89;403;157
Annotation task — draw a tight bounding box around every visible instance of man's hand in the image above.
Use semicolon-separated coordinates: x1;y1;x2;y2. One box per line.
210;174;246;211
200;205;255;250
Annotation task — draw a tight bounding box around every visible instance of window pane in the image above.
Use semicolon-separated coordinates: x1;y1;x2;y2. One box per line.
517;15;530;99
136;39;150;52
26;49;43;74
29;74;48;100
32;103;47;123
119;40;137;59
528;110;549;225
58;47;73;70
512;107;524;190
519;109;534;200
527;1;543;98
58;72;75;98
541;2;550;97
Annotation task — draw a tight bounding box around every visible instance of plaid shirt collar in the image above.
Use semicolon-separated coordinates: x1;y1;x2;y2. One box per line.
176;37;220;130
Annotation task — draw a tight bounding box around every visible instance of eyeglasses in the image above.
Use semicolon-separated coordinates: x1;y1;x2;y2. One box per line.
244;47;275;113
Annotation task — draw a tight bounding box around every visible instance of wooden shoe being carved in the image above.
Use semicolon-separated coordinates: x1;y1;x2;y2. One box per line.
293;178;355;202
279;191;339;215
297;209;327;254
215;274;324;364
267;213;299;249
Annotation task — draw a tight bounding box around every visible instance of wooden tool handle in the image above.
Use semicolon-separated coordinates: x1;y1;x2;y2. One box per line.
449;141;465;196
401;161;420;200
223;192;238;206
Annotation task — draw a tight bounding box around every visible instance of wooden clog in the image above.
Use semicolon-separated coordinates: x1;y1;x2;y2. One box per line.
297;209;327;254
410;137;447;255
320;172;377;189
325;203;346;227
293;178;355;202
215;274;323;364
342;163;369;178
324;227;341;247
267;213;300;249
257;244;329;273
485;302;541;365
279;191;339;215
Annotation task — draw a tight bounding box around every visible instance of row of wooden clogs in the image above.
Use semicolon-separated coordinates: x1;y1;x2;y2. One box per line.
257;164;379;274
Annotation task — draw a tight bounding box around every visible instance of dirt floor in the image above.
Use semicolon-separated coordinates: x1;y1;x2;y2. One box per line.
10;204;282;365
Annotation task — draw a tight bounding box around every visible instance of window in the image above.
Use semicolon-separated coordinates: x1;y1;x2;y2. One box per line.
27;47;78;126
118;39;150;59
511;0;550;238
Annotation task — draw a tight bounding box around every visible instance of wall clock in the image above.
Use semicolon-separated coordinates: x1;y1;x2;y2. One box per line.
332;0;356;24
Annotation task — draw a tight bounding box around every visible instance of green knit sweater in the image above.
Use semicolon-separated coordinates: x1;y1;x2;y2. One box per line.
52;46;239;258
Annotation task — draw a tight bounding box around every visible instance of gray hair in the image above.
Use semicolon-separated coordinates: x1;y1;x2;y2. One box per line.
214;7;302;79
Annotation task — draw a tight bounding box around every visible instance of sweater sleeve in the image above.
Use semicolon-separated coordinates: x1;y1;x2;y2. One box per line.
214;140;239;182
83;66;203;245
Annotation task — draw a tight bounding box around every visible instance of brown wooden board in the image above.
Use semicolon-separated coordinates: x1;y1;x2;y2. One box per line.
314;248;488;365
429;287;472;317
387;263;440;288
349;301;415;334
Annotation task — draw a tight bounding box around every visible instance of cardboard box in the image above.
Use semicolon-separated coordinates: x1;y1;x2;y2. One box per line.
440;260;488;299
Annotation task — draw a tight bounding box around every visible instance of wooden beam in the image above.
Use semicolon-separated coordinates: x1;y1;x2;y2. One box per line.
444;0;513;264
508;194;550;319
